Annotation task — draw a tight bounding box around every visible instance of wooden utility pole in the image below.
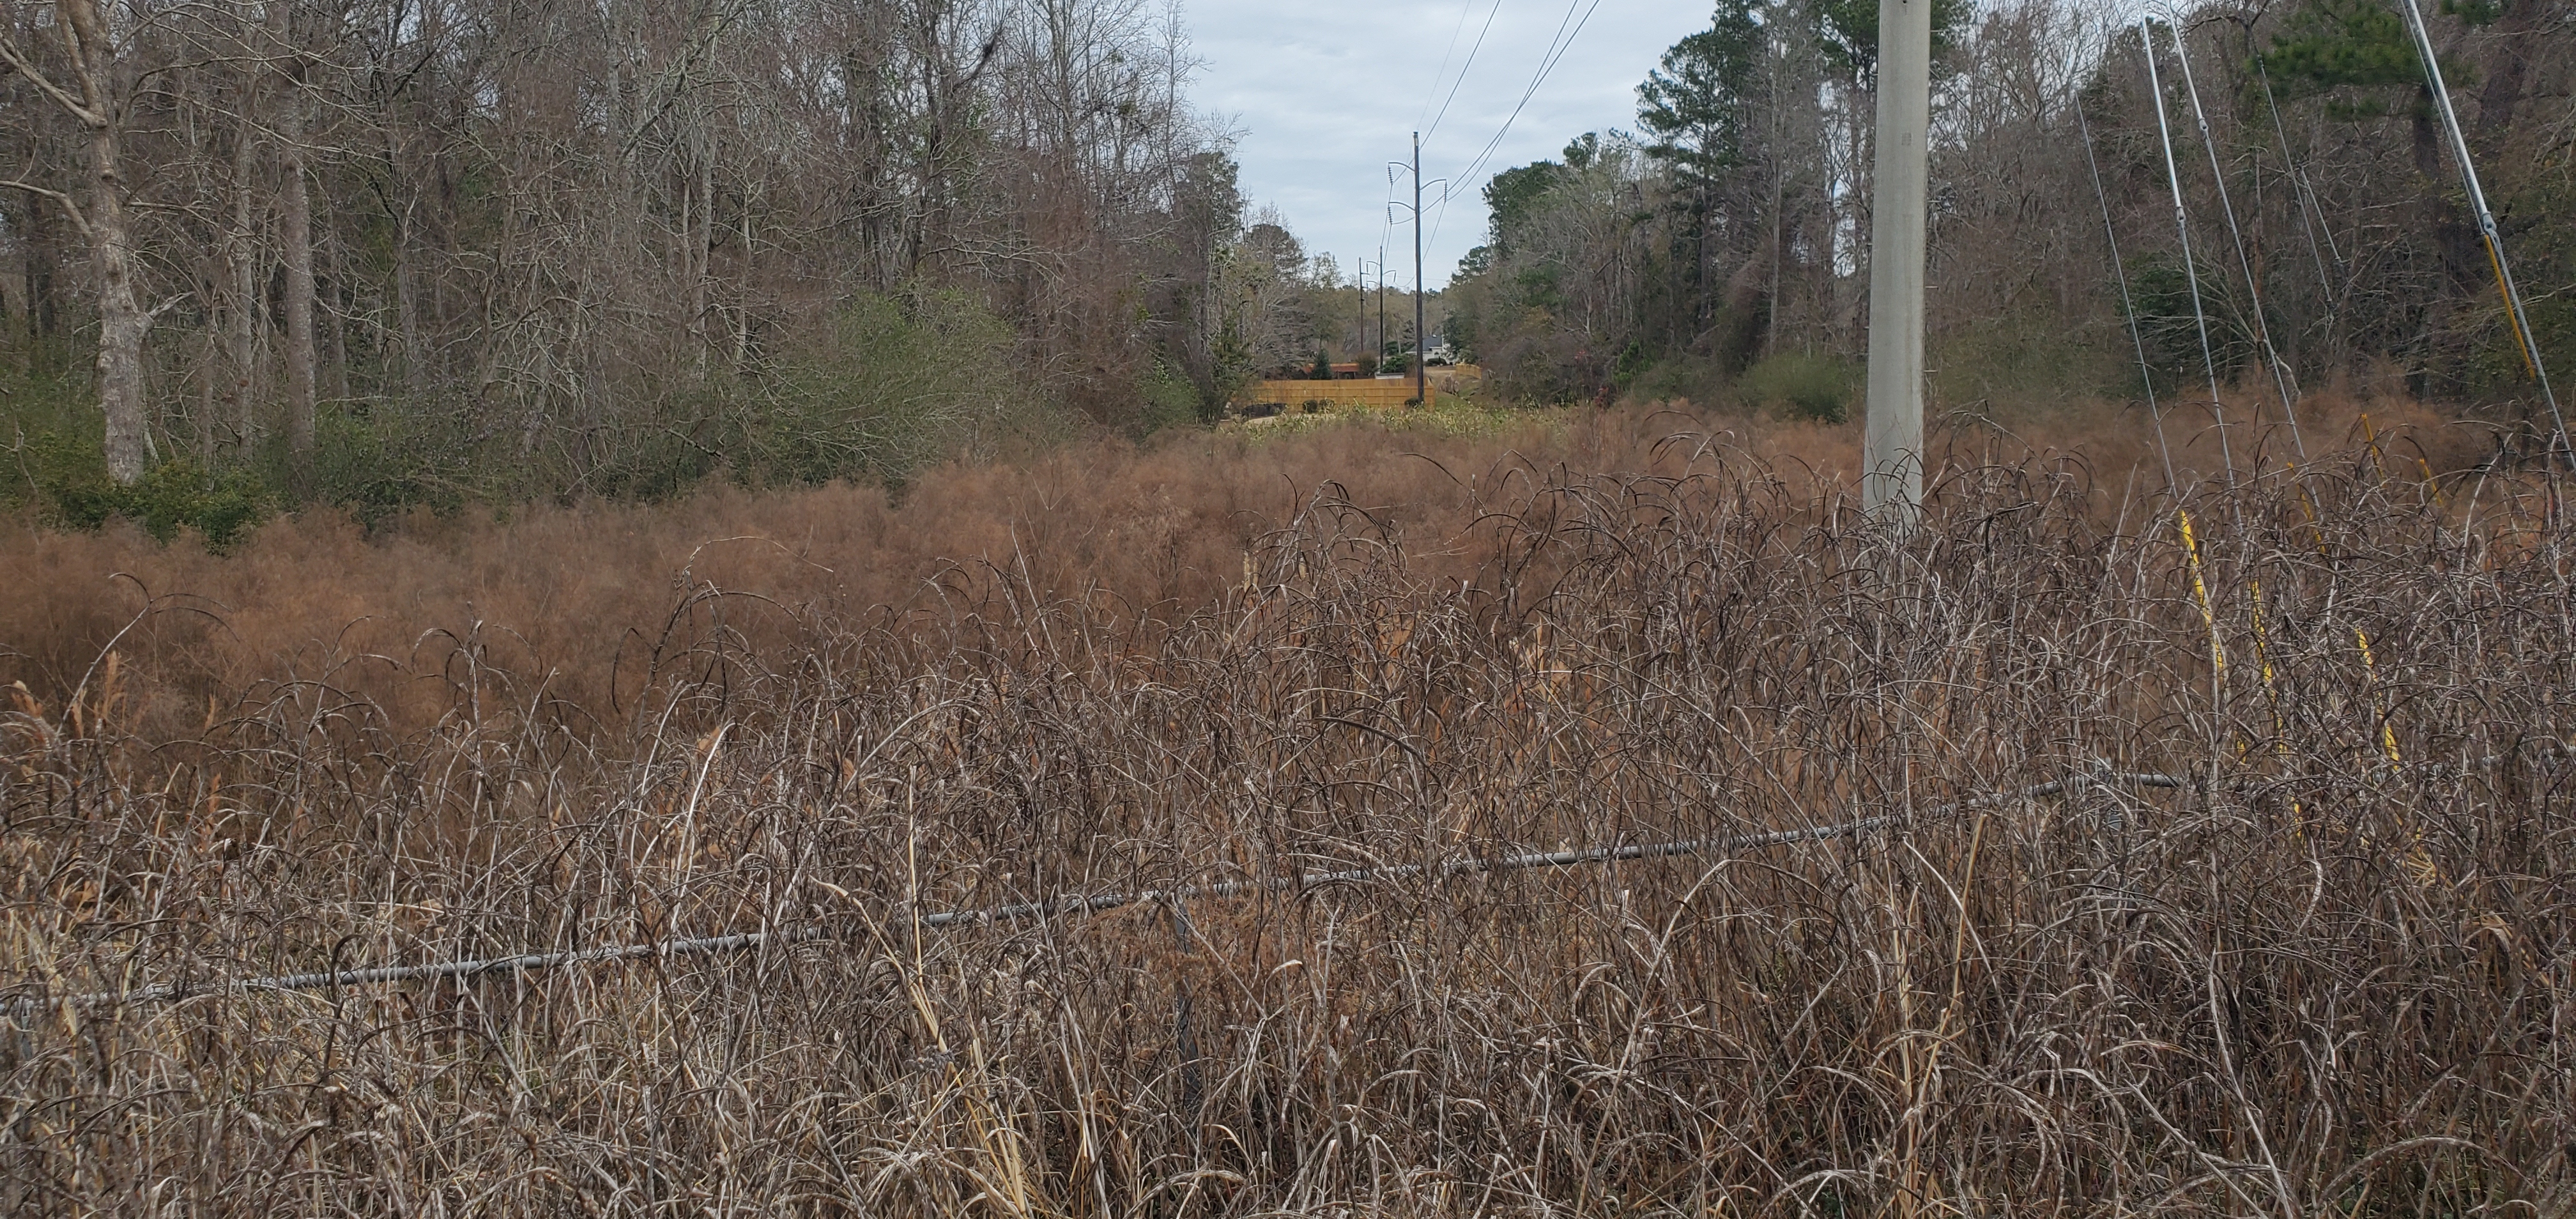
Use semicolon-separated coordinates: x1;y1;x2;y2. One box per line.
1864;0;1931;524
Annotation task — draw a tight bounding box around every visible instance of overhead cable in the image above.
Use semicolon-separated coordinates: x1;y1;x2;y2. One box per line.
1422;0;1507;142
1441;0;1607;211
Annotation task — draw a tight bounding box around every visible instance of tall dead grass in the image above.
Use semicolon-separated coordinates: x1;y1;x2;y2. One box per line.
2;394;2563;1215
0;388;2481;751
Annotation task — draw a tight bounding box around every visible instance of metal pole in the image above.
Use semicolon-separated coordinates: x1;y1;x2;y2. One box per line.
1413;131;1428;407
1376;252;1386;373
1863;0;1931;525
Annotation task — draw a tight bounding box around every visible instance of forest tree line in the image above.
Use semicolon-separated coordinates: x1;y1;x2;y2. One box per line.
0;0;1356;521
4;0;2570;530
1444;0;2573;443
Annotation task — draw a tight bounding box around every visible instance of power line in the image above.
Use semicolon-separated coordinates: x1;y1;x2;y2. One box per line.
1423;0;1507;143
1440;0;1607;213
1418;1;1479;133
1418;0;1606;272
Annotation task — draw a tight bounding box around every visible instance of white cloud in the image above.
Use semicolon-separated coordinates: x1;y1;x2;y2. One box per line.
1185;0;1711;289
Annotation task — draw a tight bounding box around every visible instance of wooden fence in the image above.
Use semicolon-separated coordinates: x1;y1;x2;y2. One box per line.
1240;378;1435;412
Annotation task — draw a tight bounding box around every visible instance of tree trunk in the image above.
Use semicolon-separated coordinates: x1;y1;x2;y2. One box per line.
279;125;318;457
91;118;150;484
227;98;259;440
29;0;156;483
270;0;317;459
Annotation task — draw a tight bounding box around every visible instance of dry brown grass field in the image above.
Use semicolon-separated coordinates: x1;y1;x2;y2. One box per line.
3;395;2568;1216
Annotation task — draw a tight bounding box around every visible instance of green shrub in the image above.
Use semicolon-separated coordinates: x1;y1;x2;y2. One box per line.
1140;360;1205;433
1929;310;2124;416
24;436;272;551
1738;350;1859;422
0;342;263;549
0;292;1074;530
765;289;1043;482
1624;353;1724;404
291;400;475;526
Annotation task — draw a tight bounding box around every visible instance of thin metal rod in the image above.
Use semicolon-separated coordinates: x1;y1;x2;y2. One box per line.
13;770;2193;1011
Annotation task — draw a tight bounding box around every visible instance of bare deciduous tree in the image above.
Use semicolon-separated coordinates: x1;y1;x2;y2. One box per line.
1;0;171;482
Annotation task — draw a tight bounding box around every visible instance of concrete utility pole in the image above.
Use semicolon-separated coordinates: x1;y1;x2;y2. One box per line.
1413;131;1428;406
1864;0;1931;525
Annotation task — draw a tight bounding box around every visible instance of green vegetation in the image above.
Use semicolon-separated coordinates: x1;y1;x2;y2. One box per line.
1;291;1068;545
4;342;268;551
1738;349;1859;422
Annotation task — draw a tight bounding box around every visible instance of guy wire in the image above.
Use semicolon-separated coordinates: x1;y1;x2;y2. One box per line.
2078;87;2225;684
2393;0;2570;466
2140;19;2241;495
2077;93;2182;494
2166;16;2306;461
2253;54;2343;326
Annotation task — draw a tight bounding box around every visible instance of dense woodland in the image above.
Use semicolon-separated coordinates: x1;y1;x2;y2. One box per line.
1;0;2570;528
0;0;1289;519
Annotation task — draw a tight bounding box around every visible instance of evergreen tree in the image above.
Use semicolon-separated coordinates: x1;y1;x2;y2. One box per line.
1637;0;1768;346
1636;0;1766;192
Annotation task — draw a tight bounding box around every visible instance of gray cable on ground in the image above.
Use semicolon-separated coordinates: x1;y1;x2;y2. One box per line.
22;738;2571;1014
13;770;2191;1011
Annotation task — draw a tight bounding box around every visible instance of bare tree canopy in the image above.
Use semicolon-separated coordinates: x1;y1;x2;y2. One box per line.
6;0;2574;516
0;0;1265;507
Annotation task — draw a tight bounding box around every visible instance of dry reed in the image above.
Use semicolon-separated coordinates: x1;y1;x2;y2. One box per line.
1;400;2564;1215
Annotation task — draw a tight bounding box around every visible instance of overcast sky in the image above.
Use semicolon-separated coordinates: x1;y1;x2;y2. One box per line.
1186;0;1714;293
